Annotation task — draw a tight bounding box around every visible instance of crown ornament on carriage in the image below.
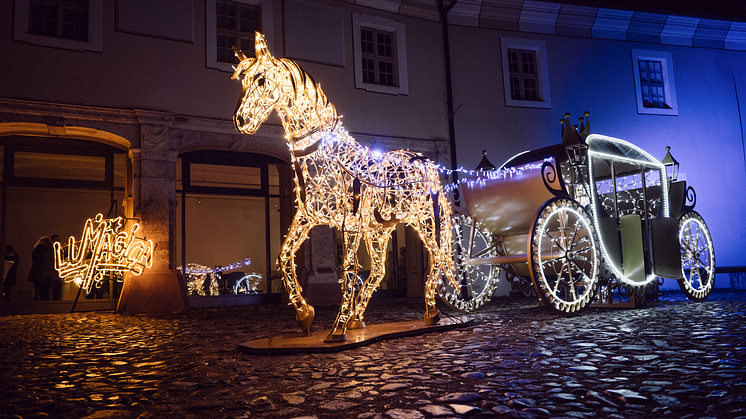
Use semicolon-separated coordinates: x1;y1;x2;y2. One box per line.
562;111;590;166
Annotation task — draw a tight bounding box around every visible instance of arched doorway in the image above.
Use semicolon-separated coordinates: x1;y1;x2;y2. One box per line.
0;132;130;312
175;150;290;307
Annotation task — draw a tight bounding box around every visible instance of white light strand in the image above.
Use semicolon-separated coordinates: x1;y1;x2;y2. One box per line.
177;257;252;275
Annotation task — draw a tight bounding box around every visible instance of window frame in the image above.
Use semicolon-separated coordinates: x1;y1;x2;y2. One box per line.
500;38;551;109
206;0;273;72
631;49;678;116
13;0;103;52
352;13;408;96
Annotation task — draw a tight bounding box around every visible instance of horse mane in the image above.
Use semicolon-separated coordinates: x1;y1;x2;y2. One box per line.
275;57;339;140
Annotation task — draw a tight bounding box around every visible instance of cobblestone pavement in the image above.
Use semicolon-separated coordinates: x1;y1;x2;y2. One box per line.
1;290;745;419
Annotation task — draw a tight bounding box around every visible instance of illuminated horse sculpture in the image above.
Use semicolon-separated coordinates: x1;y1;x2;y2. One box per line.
232;33;456;342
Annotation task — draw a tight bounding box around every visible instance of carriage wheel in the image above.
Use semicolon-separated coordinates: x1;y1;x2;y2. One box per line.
677;211;715;302
529;198;599;314
437;215;500;312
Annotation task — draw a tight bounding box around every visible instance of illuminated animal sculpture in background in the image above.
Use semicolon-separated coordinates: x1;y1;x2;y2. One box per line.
232;32;456;342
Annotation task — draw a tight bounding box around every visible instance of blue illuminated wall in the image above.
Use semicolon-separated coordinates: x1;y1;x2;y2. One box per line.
449;26;746;289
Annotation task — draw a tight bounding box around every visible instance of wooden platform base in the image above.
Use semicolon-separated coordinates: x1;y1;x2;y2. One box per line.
237;315;473;355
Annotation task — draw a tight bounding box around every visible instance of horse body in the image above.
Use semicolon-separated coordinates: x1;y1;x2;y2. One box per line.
233;33;455;341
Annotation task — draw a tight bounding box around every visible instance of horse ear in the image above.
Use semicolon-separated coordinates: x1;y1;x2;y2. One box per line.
255;32;271;60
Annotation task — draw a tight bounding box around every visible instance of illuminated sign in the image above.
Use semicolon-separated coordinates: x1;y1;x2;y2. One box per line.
54;214;154;293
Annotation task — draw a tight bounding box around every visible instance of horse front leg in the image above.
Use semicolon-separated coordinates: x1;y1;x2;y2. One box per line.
325;230;362;343
416;223;444;326
279;214;315;335
351;227;396;327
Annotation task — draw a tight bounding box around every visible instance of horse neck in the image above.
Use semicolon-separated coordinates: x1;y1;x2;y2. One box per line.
276;61;339;149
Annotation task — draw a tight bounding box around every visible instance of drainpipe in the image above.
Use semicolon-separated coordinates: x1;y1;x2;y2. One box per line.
438;0;459;184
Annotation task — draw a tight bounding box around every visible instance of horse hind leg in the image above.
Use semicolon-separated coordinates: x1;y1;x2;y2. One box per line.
279;216;315;335
324;230;363;343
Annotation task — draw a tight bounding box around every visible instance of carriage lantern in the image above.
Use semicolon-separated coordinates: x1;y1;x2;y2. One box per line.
662;145;680;182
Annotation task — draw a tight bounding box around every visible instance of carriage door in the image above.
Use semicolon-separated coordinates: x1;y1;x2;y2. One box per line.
593;158;662;283
176;151;287;306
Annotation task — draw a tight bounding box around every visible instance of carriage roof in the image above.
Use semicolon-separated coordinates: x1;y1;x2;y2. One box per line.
586;134;664;169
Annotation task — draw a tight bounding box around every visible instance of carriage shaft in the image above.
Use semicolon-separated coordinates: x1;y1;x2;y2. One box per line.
464;252;562;266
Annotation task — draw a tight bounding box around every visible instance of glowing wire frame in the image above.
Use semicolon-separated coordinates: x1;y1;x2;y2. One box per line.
54;214;154;294
586;134;669;287
232;32;456;341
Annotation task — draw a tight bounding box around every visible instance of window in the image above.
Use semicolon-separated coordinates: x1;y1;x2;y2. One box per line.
632;50;678;115
500;38;551;108
508;49;539;101
360;28;396;86
216;0;260;63
206;0;273;72
13;0;102;52
28;0;88;41
352;14;408;95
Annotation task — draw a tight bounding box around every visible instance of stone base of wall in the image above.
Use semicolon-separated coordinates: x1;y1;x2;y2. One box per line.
116;269;190;313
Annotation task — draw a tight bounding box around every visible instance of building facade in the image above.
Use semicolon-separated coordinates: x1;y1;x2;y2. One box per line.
1;0;744;313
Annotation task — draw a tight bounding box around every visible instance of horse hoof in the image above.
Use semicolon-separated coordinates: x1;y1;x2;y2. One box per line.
296;304;315;336
324;332;348;343
424;308;441;325
348;320;366;330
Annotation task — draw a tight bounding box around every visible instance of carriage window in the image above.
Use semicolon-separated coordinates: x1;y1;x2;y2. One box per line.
594;160;662;219
632;50;678;116
206;0;273;72
352;14;408;95
500;38;550;109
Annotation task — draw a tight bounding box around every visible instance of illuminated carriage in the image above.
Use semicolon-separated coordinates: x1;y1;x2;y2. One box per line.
437;113;715;314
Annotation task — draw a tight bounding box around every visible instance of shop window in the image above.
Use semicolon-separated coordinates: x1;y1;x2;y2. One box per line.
176;151;286;300
13;0;102;52
206;0;273;72
632;50;678;116
500;38;551;108
352;14;408;95
0;136;126;308
14;152;105;182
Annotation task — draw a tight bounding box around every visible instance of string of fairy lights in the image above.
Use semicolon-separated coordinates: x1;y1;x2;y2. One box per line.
176;258;252;275
232;32;456;339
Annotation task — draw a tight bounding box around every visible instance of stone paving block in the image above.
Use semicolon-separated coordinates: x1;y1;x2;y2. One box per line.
0;291;744;418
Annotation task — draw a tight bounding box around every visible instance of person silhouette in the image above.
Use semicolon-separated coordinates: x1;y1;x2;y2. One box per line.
27;236;55;301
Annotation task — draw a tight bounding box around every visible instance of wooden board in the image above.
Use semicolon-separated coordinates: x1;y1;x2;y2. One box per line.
237;316;473;355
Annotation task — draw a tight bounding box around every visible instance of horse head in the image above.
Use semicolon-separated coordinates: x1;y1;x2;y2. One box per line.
232;32;339;142
231;32;286;135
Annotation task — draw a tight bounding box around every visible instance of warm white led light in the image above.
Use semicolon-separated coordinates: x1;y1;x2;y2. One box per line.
678;212;715;301
233;33;456;340
53;214;154;294
530;199;598;313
